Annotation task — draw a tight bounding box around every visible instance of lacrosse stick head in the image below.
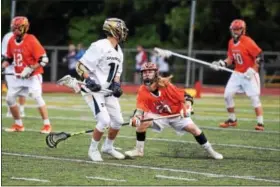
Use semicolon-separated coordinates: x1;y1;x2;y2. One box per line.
57;75;81;93
46;132;71;148
154;47;172;58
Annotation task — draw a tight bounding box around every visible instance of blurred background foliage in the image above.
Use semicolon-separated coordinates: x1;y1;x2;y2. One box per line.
1;0;280;50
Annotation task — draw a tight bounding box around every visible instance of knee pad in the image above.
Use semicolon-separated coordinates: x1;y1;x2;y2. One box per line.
6;94;16;107
250;95;261;108
30;91;45;107
110;116;124;130
95;112;111;132
224;92;235;108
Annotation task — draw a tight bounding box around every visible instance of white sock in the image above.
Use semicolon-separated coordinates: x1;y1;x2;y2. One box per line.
43;119;50;125
229;113;236;121
90;138;99;150
136;140;145;152
202;141;211;149
15;119;23;126
19;105;24;113
257;116;264;124
104;137;114;148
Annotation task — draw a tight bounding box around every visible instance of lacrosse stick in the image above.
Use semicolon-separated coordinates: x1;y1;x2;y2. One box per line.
45;113;181;148
154;47;235;73
57;75;112;94
1;72;20;76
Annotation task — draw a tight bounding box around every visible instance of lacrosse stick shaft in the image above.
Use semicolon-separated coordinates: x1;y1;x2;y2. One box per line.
70;113;181;135
169;50;235;73
1;73;20;76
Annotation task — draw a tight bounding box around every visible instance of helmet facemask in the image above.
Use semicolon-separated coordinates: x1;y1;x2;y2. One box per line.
11;16;29;43
141;69;158;86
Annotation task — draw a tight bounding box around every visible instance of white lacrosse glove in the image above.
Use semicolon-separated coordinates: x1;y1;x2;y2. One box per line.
20;66;33;78
154;47;172;58
244;67;256;80
210;60;226;71
129;116;141;127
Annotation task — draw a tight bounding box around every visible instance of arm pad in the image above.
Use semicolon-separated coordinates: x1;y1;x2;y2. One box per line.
38;54;49;67
76;61;89;78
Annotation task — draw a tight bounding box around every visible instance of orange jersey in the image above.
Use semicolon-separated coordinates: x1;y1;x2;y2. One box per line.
6;34;45;75
227;35;262;73
136;83;185;116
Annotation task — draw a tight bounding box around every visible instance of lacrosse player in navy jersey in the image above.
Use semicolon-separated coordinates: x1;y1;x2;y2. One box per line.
75;18;128;161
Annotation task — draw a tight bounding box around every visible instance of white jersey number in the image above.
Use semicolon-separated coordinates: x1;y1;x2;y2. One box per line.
13;53;23;67
107;63;119;82
233;53;243;65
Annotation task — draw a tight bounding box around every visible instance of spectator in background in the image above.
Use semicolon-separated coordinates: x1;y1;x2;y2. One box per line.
150;50;170;77
134;45;147;84
75;43;86;61
63;44;77;78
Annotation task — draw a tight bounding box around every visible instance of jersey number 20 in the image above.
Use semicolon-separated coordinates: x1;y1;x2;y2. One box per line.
107;63;119;82
233;53;243;65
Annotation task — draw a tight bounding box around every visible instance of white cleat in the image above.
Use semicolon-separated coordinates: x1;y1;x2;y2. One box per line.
207;149;223;160
101;146;125;160
88;147;103;162
124;148;144;157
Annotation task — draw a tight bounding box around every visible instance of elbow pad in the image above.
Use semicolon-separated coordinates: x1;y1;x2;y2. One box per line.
76;61;89;77
39;54;49;67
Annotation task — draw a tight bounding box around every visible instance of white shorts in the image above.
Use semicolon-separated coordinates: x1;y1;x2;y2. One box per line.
7;74;43;98
82;91;123;125
225;71;260;97
144;112;194;134
4;65;16;88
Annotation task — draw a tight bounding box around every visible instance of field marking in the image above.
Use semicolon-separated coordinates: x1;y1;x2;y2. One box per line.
155;175;197;181
10;176;50;183
116;135;280;152
2;102;280;116
86;176;126;182
2;114;280;134
3;152;280;184
2;127;279;152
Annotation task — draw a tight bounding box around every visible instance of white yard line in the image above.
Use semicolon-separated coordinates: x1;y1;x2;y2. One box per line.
155;175;197;181
2;104;279;122
3;152;280;184
2;113;280;133
86;176;126;182
10;176;50;183
2;127;279;151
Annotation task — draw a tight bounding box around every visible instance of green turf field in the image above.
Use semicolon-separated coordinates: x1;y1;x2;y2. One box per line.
1;93;280;186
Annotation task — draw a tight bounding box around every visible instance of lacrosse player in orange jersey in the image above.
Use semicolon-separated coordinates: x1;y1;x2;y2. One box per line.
211;19;265;131
1;16;52;133
125;62;223;159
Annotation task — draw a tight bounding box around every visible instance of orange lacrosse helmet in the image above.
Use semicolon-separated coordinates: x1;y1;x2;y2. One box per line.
11;16;30;37
229;19;246;40
140;62;158;86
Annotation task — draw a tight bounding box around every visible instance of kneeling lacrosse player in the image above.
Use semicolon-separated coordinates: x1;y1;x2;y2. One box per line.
74;18;129;161
125;62;223;160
